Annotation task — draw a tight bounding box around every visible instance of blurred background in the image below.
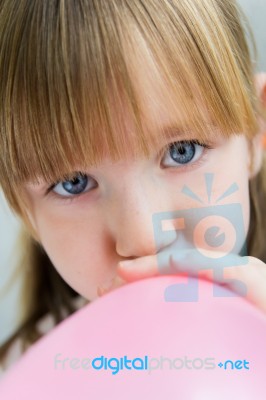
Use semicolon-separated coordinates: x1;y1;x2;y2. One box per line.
0;0;266;346
240;0;266;72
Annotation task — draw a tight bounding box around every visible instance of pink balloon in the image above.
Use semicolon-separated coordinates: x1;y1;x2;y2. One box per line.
1;275;266;399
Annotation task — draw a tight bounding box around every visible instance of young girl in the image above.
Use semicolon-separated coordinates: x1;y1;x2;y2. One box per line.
0;0;266;372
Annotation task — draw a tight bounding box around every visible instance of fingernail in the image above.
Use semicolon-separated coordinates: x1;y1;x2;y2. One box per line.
119;260;133;269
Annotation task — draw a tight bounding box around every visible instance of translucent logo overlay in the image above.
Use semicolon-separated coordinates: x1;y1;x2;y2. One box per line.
152;173;248;301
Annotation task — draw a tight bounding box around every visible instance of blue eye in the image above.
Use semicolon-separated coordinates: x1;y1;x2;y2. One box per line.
169;142;195;164
162;140;211;168
50;172;96;197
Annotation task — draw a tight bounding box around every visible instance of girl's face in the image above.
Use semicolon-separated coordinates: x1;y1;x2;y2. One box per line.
23;69;253;301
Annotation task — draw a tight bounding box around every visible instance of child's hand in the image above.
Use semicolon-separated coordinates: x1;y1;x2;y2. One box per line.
98;248;266;314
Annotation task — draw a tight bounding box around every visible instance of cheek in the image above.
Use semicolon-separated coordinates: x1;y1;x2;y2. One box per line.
208;144;251;238
173;140;250;254
33;207;116;300
190;194;250;257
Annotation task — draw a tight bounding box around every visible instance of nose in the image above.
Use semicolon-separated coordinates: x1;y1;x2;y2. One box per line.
106;179;178;259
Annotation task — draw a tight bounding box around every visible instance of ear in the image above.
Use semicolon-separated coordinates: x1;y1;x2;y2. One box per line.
248;73;266;179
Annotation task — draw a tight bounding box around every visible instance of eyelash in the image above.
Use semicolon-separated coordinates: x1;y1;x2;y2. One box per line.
45;139;214;204
161;139;212;168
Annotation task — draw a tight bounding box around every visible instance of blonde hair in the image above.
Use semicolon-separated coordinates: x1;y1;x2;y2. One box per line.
0;0;265;362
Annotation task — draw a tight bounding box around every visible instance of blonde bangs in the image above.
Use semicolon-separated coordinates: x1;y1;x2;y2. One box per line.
0;0;259;196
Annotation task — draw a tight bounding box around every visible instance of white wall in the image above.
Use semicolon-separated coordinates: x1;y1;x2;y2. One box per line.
0;190;23;345
239;0;266;71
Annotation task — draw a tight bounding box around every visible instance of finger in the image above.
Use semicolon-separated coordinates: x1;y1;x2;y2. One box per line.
117;248;215;281
117;254;161;281
118;248;248;296
168;248;249;297
118;248;241;279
